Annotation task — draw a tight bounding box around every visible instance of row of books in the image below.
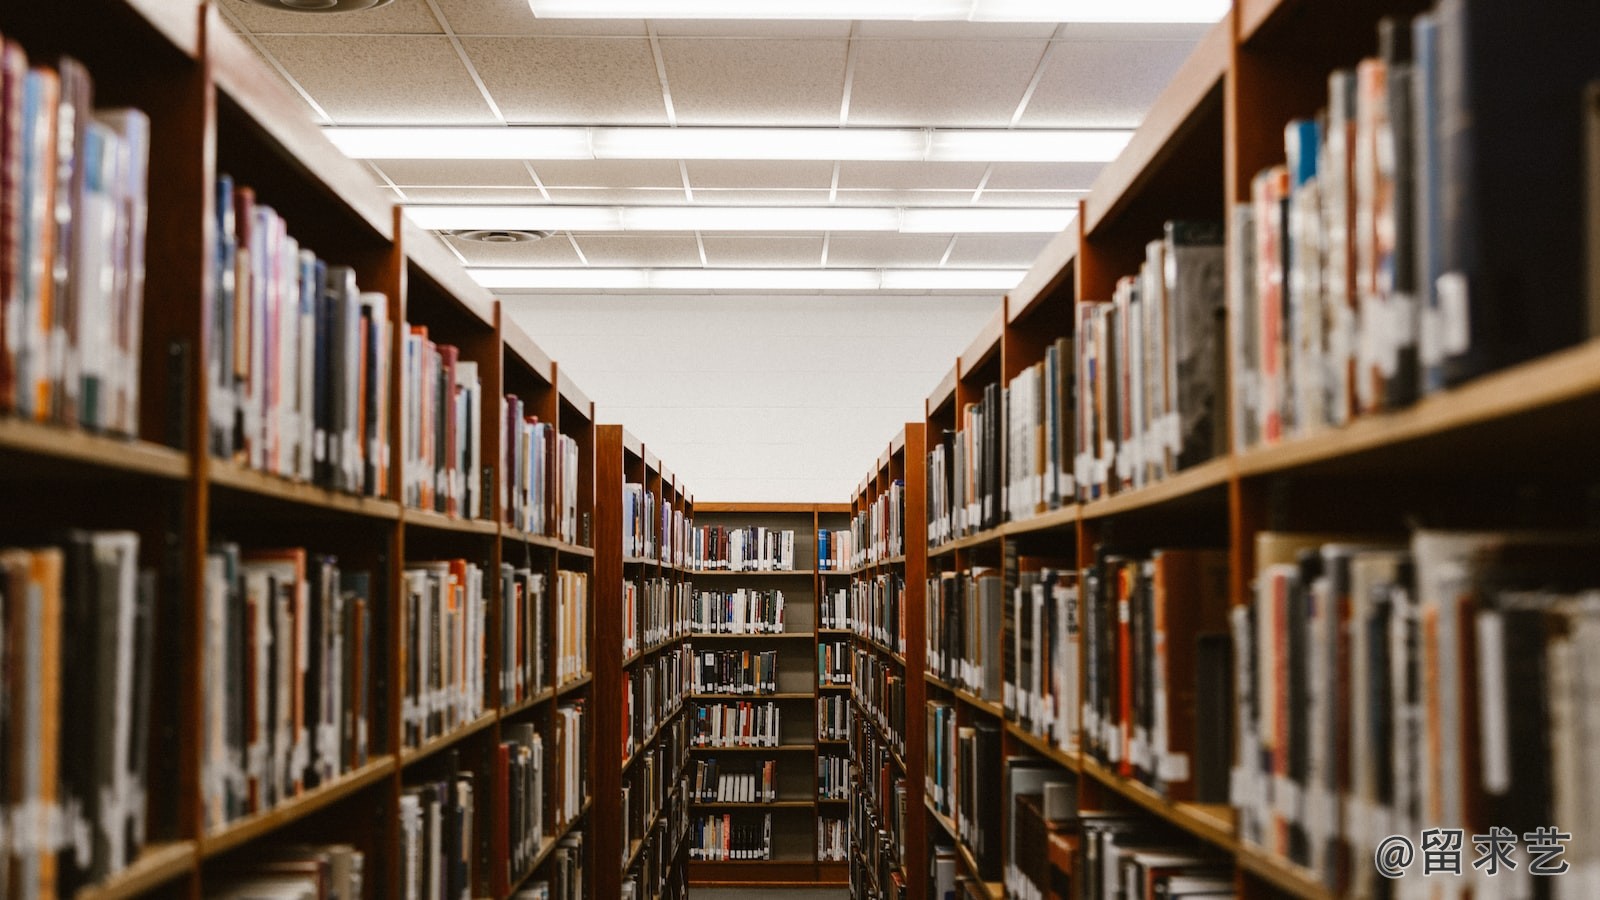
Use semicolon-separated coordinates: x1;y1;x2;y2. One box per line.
622;481;656;560
552;701;588;828
819;754;848;800
690;526;796;571
1046;812;1231;900
852;480;906;567
692;648;780;695
402;559;487;749
1004;768;1075;900
621;809;686;900
1235;529;1600;898
624;645;687;758
1081;548;1231;804
852;649;906;757
690;758;777;803
687;812;771;861
819;816;847;862
850;573;906;653
924;701;957;822
852;723;907;881
688;588;786;635
689;701;782;748
502;398;580;543
819;694;849;742
1077;221;1226;500
212;175;390;498
820;586;849;631
1232;4;1599;451
818;640;850;686
927;382;1002;545
622;716;684;864
817;528;853;573
205;844;365;900
1;534;157;896
926;568;1003;700
515;830;584;900
400;752;475;900
402;329;482;518
1004;561;1078;751
500;565;547;706
622;576;690;658
1005;338;1075;520
553;570;588;687
202;544;373;831
0;48;148;436
494;721;546;896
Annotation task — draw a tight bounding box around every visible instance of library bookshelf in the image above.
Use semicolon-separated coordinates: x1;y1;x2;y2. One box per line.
851;1;1600;899
682;502;852;888
0;2;596;898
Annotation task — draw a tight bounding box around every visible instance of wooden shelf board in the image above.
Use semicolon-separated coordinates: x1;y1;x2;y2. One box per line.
124;0;201;58
401;711;498;766
514;797;593;891
951;687;1005;719
503;529;595;557
622;705;685;773
402;218;496;328
688;692;816;700
1003;502;1081;537
1233;337;1600;479
1079;455;1233;520
1003;721;1081;773
403;507;500;536
930;524;1005;557
1007;226;1080;324
201;756;395;858
818;682;852;692
1080;758;1238;852
960;307;1005;376
501;319;555;385
556;673;593;697
73;841;195;900
927;365;959;417
502;688;555;716
924;796;958;841
688;631;815;640
623;555;658;566
921;799;1001;900
0;419;188;480
1237;845;1337;900
209;460;402;519
1081;13;1230;236
862;636;907;666
816;628;854;636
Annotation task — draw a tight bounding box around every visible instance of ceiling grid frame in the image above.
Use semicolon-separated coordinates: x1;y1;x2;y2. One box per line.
423;0;509;124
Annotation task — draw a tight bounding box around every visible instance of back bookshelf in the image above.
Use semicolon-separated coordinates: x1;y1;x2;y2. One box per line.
0;2;598;898
859;1;1600;899
683;503;850;887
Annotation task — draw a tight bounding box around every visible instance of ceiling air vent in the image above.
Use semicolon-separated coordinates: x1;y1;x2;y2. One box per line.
450;229;552;244
241;0;395;12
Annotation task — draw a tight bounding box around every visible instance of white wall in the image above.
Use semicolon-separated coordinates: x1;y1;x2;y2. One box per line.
503;293;1001;503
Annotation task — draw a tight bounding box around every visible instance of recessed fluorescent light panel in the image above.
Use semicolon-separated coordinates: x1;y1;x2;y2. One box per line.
524;0;1228;23
410;206;1073;234
470;267;1026;291
325;126;1130;163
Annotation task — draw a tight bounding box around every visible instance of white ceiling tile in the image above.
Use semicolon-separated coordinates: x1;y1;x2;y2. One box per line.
943;234;1052;267
983;161;1105;191
854;21;1060;39
836;160;987;191
399;187;546;203
444;232;583;266
830;189;974;206
573;234;702;266
434;0;646;35
651;20;854;38
847;39;1048;126
701;236;824;268
257;35;495;124
826;234;950;268
1020;38;1197;127
974;190;1088;207
532;159;684;189
685;161;836;190
223;0;442;34
543;187;688;204
1051;22;1213;42
661;38;850;126
462;37;668;124
690;189;833;205
373;158;535;187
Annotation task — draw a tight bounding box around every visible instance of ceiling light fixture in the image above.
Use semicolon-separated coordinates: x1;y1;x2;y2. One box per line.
324;126;1131;163
469;267;1026;291
523;0;1227;24
407;205;1075;234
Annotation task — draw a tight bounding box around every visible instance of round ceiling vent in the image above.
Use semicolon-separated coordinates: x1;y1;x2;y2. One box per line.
450;229;552;244
241;0;396;12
